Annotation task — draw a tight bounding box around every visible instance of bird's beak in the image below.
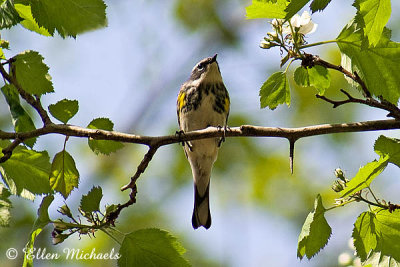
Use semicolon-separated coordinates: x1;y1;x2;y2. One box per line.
211;54;218;63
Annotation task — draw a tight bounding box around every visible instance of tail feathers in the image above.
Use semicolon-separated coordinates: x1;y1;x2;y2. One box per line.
192;183;211;229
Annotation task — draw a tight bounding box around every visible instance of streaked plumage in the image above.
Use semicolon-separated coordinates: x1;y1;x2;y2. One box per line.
177;54;230;229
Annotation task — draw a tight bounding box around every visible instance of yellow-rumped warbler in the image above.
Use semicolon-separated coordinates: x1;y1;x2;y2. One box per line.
177;54;230;229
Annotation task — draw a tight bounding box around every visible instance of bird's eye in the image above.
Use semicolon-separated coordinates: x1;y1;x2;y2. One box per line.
197;63;204;70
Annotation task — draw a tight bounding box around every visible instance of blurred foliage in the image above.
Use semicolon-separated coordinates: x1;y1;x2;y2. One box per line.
173;0;240;45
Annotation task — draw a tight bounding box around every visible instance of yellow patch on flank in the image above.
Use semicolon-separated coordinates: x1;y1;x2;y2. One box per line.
178;92;186;111
224;97;230;113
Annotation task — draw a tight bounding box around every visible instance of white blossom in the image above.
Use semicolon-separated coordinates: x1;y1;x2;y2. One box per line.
290;11;318;35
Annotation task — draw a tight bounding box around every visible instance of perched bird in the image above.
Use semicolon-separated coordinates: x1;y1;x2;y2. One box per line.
177;54;230;229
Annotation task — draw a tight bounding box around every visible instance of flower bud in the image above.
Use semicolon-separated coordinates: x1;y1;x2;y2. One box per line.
332;180;345;192
58;204;73;218
260;40;272;49
335;168;349;183
53;220;68;231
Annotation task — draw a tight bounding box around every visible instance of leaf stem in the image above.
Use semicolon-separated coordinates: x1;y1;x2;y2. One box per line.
299;40;337;49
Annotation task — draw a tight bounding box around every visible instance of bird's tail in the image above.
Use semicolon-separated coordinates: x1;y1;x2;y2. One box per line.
192;182;211;229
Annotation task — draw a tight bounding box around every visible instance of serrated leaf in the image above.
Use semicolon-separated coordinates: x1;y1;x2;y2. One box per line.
1;84;36;147
284;0;310;19
297;194;331;260
87;118;124;155
310;0;332;13
259;71;290;110
0;144;51;200
363;252;400;267
353;209;400;263
246;0;288;19
308;65;330;95
23;195;53;267
340;157;388;198
294;66;310;87
49;150;79;199
14;4;51;36
0;183;12;227
355;0;391;47
0;0;22;29
30;0;107;38
13;50;54;95
118;228;190;267
337;21;400;104
80;186;102;213
48;99;79;124
374;135;400;167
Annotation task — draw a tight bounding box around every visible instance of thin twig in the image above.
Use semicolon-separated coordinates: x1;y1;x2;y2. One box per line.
0;138;22;163
106;145;159;224
316;89;400;119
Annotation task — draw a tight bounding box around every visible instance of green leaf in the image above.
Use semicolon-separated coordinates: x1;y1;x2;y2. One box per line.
294;66;310;87
246;0;288;19
354;0;391;47
0;143;51;200
0;0;22;29
80;186;102;213
49;150;79;199
294;66;330;94
284;0;310;19
48;99;79;124
23;195;53;267
374;135;400;167
259;71;290;110
13;50;54;95
118;228;190;267
310;0;332;13
308;65;330;95
87;118;124;155
297;194;331;260
337;21;400;104
1;84;36;147
340;157;388;198
0;183;12;227
353;209;400;264
30;0;107;38
14;4;51;36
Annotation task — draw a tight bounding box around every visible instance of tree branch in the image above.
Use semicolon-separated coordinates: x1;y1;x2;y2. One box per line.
1;119;400;146
2;119;400;223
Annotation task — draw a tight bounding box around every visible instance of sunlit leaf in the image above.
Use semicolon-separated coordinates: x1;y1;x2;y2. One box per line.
49;150;79;199
259;71;290;110
14;4;51;36
246;0;288;19
340;157;388;198
118;228;190;267
48;99;79;124
337;21;400;104
87;118;124;155
30;0;107;38
297;194;331;259
354;0;391;47
0;142;51;200
13;50;54;95
353;209;400;264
